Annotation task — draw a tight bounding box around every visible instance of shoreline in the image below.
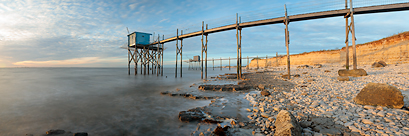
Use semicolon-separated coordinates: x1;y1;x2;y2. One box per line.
166;63;409;136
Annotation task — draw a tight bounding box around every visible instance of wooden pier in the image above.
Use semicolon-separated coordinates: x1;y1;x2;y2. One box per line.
128;0;409;79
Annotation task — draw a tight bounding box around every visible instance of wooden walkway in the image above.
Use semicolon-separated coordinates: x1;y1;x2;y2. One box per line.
153;2;409;44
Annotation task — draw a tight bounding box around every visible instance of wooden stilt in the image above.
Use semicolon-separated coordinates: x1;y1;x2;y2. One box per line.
220;57;222;70
239;17;242;79
175;29;178;78
236;13;240;79
180;30;183;77
201;21;204;79
161;35;164;76
229;57;231;70
247;56;249;70
265;55;268;69
213;58;214;70
157;35;160;76
205;24;208;79
284;4;290;80
349;0;357;70
128;48;130;75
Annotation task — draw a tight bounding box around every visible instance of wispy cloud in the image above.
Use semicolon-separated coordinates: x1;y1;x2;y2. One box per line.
13;57;125;67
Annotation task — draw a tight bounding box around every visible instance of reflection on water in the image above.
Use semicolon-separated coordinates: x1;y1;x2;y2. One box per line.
0;68;234;135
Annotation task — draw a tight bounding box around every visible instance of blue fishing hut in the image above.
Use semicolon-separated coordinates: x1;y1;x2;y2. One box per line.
128;32;152;46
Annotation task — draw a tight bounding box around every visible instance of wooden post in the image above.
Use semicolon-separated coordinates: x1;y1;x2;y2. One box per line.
247;56;249;70
239;17;242;79
220;57;222;70
175;29;178;78
180;30;183;77
205;24;208;79
236;13;240;79
229;57;231;70
135;42;137;75
285;4;290;80
161;35;164;76
349;0;357;70
213;58;214;70
345;0;350;70
201;21;204;79
128;48;130;75
157;35;160;76
265;55;268;68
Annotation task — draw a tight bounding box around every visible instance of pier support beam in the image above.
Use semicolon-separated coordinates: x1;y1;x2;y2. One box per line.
201;22;204;79
180;30;183;77
236;14;242;79
284;4;291;80
350;0;358;69
175;29;179;78
205;24;208;79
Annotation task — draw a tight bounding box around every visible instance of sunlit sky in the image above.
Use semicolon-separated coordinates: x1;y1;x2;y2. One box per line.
1;0;409;67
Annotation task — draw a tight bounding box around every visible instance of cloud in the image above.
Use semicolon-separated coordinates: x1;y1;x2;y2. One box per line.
12;57;125;67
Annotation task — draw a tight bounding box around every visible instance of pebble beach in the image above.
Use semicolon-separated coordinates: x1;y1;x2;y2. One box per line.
170;63;409;136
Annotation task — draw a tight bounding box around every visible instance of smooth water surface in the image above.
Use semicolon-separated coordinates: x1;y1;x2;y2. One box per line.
0;67;234;135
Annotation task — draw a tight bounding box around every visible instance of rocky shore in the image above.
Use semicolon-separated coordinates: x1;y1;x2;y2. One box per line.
166;63;409;136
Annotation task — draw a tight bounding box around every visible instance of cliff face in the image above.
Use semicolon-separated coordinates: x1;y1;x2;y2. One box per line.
248;32;409;68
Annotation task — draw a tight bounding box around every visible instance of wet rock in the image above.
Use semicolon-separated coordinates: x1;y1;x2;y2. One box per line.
378;61;387;66
337;76;349;81
178;109;205;122
261;90;270;96
354;83;404;109
160;91;169;95
73;132;88;136
202;119;222;123
294;74;300;77
338;69;367;77
302;72;308;74
324;70;331;72
46;129;65;135
213;126;230;136
274;110;302;136
198;84;251;91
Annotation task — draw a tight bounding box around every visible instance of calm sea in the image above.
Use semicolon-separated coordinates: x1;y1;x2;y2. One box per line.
0;67;234;136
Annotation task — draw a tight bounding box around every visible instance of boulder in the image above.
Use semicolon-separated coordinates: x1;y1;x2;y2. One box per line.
213;126;230;136
338;69;367;77
46;130;65;135
274;110;302;136
353;83;404;109
372;62;384;68
294;74;300;77
378;61;387;66
314;64;323;68
261;90;270;96
178;109;205;122
297;65;309;69
74;132;88;136
337;76;349;81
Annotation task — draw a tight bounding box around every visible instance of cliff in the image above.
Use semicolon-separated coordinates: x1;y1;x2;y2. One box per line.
248;31;409;68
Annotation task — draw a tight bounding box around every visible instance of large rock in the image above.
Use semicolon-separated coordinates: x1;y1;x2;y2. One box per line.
274;110;302;136
178;109;205;122
353;83;404;109
378;61;387;66
260;90;270;96
338;69;367;77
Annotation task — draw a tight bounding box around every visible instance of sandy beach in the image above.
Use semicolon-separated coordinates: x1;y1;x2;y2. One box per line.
164;63;409;136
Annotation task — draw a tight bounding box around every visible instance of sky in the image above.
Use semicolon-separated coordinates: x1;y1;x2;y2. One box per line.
0;0;409;67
